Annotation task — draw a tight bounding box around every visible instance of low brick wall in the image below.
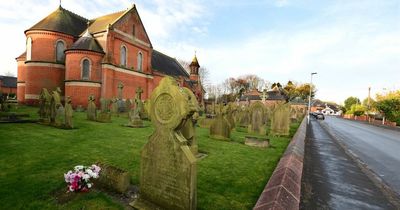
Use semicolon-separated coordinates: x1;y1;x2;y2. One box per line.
253;118;307;210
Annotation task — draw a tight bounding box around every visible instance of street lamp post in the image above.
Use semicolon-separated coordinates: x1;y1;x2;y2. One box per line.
307;72;317;124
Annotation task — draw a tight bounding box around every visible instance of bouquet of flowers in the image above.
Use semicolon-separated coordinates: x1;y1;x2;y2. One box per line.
64;164;101;192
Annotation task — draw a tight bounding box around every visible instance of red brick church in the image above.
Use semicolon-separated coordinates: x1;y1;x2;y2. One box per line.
16;4;204;107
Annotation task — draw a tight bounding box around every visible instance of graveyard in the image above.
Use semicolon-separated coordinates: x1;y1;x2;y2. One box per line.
0;103;300;210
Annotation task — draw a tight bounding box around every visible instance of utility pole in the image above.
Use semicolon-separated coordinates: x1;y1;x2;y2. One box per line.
307;72;317;125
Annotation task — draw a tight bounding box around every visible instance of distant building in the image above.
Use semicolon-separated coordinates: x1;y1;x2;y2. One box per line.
311;99;341;115
0;76;17;95
16;4;204;107
239;86;288;105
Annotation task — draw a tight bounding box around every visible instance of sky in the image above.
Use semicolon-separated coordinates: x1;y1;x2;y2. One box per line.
0;0;399;104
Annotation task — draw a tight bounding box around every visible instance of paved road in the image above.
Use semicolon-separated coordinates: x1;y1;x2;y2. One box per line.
301;118;396;210
323;116;400;196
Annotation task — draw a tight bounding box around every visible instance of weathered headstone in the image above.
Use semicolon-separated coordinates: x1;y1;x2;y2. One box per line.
224;103;236;130
248;101;266;135
238;107;251;128
110;98;119;116
38;88;51;122
50;87;64;126
95;163;130;194
87;95;97;121
131;77;197;210
127;108;143;127
117;82;126;112
64;96;73;129
270;103;291;136
135;87;147;119
210;104;231;140
180;88;200;155
97;98;111;123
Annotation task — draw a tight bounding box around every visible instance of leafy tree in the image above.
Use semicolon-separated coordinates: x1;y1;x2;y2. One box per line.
296;83;316;100
347;104;366;116
344;96;360;111
374;91;400;124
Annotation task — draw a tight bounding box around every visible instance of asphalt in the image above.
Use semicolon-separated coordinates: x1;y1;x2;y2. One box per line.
301;118;396;210
323;116;400;196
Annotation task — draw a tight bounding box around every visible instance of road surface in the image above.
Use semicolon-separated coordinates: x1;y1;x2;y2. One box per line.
301;117;397;209
323;116;400;196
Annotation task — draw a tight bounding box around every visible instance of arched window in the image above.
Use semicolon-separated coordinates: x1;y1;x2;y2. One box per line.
82;59;90;80
26;37;32;61
120;45;127;67
137;52;143;72
56;40;65;62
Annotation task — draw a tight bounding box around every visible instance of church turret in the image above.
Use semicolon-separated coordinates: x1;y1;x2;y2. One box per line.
189;53;200;82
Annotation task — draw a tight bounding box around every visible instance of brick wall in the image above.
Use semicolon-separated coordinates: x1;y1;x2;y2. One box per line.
25;31;74;62
65;84;101;108
24;64;65;105
65;51;104;82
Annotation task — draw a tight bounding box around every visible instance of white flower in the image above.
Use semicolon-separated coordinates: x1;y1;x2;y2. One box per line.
69;185;74;192
87;183;92;188
74;165;84;171
83;174;90;181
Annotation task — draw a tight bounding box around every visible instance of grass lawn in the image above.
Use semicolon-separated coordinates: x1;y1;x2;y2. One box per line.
0;106;300;210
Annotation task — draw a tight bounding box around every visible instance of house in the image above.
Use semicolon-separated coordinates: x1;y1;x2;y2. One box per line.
239;86;288;107
16;4;204;107
0;76;17;96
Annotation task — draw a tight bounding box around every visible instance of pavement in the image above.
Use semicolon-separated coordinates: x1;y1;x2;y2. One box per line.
301;117;397;210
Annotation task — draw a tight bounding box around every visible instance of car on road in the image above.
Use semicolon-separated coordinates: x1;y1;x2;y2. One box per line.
311;112;325;120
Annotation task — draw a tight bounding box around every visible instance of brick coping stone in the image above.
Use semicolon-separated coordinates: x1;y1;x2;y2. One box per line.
253;117;307;210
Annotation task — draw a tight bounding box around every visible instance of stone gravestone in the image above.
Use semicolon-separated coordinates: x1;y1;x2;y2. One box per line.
224;103;235;130
127;87;145;127
180;88;200;155
239;107;251;128
64;96;73;129
209;104;231;140
50;87;64;126
117;82;126;112
97;98;111;123
131;77;197;210
248;101;266;135
270;103;291;136
87;95;97;121
110;97;119;116
38;88;51;122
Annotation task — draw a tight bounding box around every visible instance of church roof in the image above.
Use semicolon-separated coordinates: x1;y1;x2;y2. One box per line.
86;11;125;34
68;30;104;54
26;6;88;37
190;55;200;67
152;50;189;78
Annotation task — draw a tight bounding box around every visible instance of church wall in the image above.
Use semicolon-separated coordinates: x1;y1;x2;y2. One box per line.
25;31;74;62
101;66;149;100
17;60;26;103
65;83;101;108
65;51;103;82
24;63;65;105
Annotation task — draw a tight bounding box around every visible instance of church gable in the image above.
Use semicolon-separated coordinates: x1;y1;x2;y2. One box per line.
112;6;152;47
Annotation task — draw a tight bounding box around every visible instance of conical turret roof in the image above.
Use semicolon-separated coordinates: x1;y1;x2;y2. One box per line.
67;30;104;54
26;6;88;37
